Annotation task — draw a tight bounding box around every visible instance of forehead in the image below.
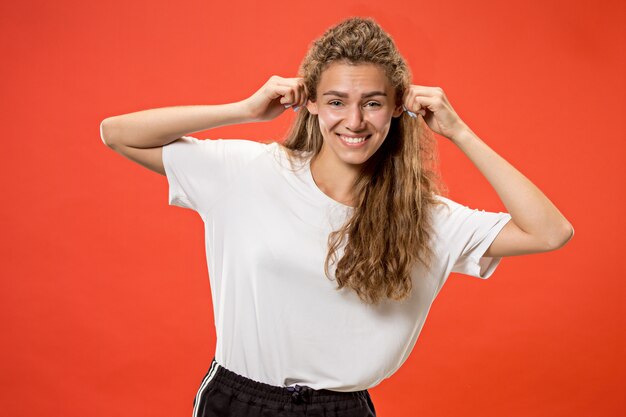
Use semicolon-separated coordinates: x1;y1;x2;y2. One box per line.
317;62;391;93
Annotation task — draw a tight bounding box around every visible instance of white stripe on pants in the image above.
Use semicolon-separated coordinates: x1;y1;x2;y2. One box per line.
192;360;220;417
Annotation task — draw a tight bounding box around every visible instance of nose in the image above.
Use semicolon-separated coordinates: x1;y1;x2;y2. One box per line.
345;104;366;131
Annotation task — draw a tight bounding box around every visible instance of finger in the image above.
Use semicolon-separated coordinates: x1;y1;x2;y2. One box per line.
403;87;419;116
268;84;290;101
291;83;301;108
274;92;295;109
408;85;443;97
278;79;303;105
279;89;295;106
280;79;298;107
298;81;307;107
291;88;301;112
411;95;437;115
290;80;307;112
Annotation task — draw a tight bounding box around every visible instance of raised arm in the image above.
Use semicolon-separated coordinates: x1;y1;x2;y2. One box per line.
99;75;308;175
99;102;256;175
402;85;574;257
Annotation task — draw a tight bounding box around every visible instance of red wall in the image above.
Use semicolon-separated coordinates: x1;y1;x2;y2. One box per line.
1;0;624;416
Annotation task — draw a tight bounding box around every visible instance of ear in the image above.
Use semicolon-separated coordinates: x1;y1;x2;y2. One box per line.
392;103;404;118
306;99;319;115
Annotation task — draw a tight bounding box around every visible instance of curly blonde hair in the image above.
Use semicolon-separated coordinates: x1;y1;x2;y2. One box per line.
280;17;447;305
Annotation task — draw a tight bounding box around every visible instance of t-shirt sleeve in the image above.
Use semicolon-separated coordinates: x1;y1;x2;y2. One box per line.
435;195;512;279
161;136;267;214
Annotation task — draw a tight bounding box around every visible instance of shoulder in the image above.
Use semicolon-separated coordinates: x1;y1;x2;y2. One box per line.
430;194;487;214
430;194;455;214
167;136;275;159
429;194;511;238
429;194;482;228
172;136;273;147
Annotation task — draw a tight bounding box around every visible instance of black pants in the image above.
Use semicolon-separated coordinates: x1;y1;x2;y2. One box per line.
192;357;377;417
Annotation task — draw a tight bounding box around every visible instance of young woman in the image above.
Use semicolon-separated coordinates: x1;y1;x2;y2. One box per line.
100;16;573;417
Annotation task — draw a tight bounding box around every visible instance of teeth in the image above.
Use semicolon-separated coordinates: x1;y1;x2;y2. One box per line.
339;135;368;144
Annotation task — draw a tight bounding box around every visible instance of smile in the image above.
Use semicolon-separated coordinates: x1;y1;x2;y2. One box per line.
337;134;370;146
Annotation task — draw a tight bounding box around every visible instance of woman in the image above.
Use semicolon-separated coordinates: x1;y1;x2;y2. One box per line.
100;16;573;417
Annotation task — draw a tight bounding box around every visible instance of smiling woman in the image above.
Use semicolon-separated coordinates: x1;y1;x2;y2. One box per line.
306;63;403;168
279;22;450;308
100;15;573;417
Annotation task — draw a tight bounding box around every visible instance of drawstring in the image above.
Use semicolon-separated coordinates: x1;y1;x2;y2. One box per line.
286;384;313;404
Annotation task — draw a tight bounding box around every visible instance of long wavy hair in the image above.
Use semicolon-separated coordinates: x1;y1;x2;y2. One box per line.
279;17;447;305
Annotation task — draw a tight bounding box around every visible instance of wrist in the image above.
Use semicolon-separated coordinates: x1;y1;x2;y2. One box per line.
234;99;259;123
450;124;476;146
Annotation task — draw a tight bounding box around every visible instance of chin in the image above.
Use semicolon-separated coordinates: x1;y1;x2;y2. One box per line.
338;152;372;166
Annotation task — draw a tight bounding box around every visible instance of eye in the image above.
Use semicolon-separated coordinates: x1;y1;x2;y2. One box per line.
327;100;381;108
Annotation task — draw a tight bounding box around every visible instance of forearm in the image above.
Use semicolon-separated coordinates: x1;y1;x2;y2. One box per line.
452;126;574;247
100;101;255;148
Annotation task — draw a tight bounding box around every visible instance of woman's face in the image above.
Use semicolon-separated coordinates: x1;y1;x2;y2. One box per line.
306;61;403;167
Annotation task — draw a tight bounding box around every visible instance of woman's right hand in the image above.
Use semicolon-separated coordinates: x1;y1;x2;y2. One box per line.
241;76;308;122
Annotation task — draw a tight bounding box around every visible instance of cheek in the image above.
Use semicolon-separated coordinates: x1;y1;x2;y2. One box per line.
318;111;343;129
375;107;394;119
371;113;393;129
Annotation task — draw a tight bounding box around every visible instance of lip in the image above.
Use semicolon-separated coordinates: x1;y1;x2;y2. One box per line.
337;133;371;147
338;133;370;138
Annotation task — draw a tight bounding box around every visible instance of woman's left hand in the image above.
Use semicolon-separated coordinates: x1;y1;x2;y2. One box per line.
402;85;469;141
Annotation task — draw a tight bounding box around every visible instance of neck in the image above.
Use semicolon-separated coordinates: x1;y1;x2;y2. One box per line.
310;145;360;207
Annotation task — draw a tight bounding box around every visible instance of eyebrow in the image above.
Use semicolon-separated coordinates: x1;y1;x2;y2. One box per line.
322;90;387;98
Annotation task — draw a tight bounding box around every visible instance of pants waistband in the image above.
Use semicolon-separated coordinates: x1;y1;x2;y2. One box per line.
207;357;369;406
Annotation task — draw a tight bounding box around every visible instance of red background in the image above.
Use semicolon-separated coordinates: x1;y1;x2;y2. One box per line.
1;0;624;416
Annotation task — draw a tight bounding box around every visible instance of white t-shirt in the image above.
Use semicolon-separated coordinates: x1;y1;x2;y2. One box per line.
162;136;512;392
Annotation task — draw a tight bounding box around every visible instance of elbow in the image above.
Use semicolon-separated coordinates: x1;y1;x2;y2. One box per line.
545;222;575;250
100;117;120;148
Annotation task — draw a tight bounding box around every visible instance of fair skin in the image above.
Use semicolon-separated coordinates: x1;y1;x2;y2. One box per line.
403;81;574;256
305;62;574;257
305;62;403;207
102;62;573;258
